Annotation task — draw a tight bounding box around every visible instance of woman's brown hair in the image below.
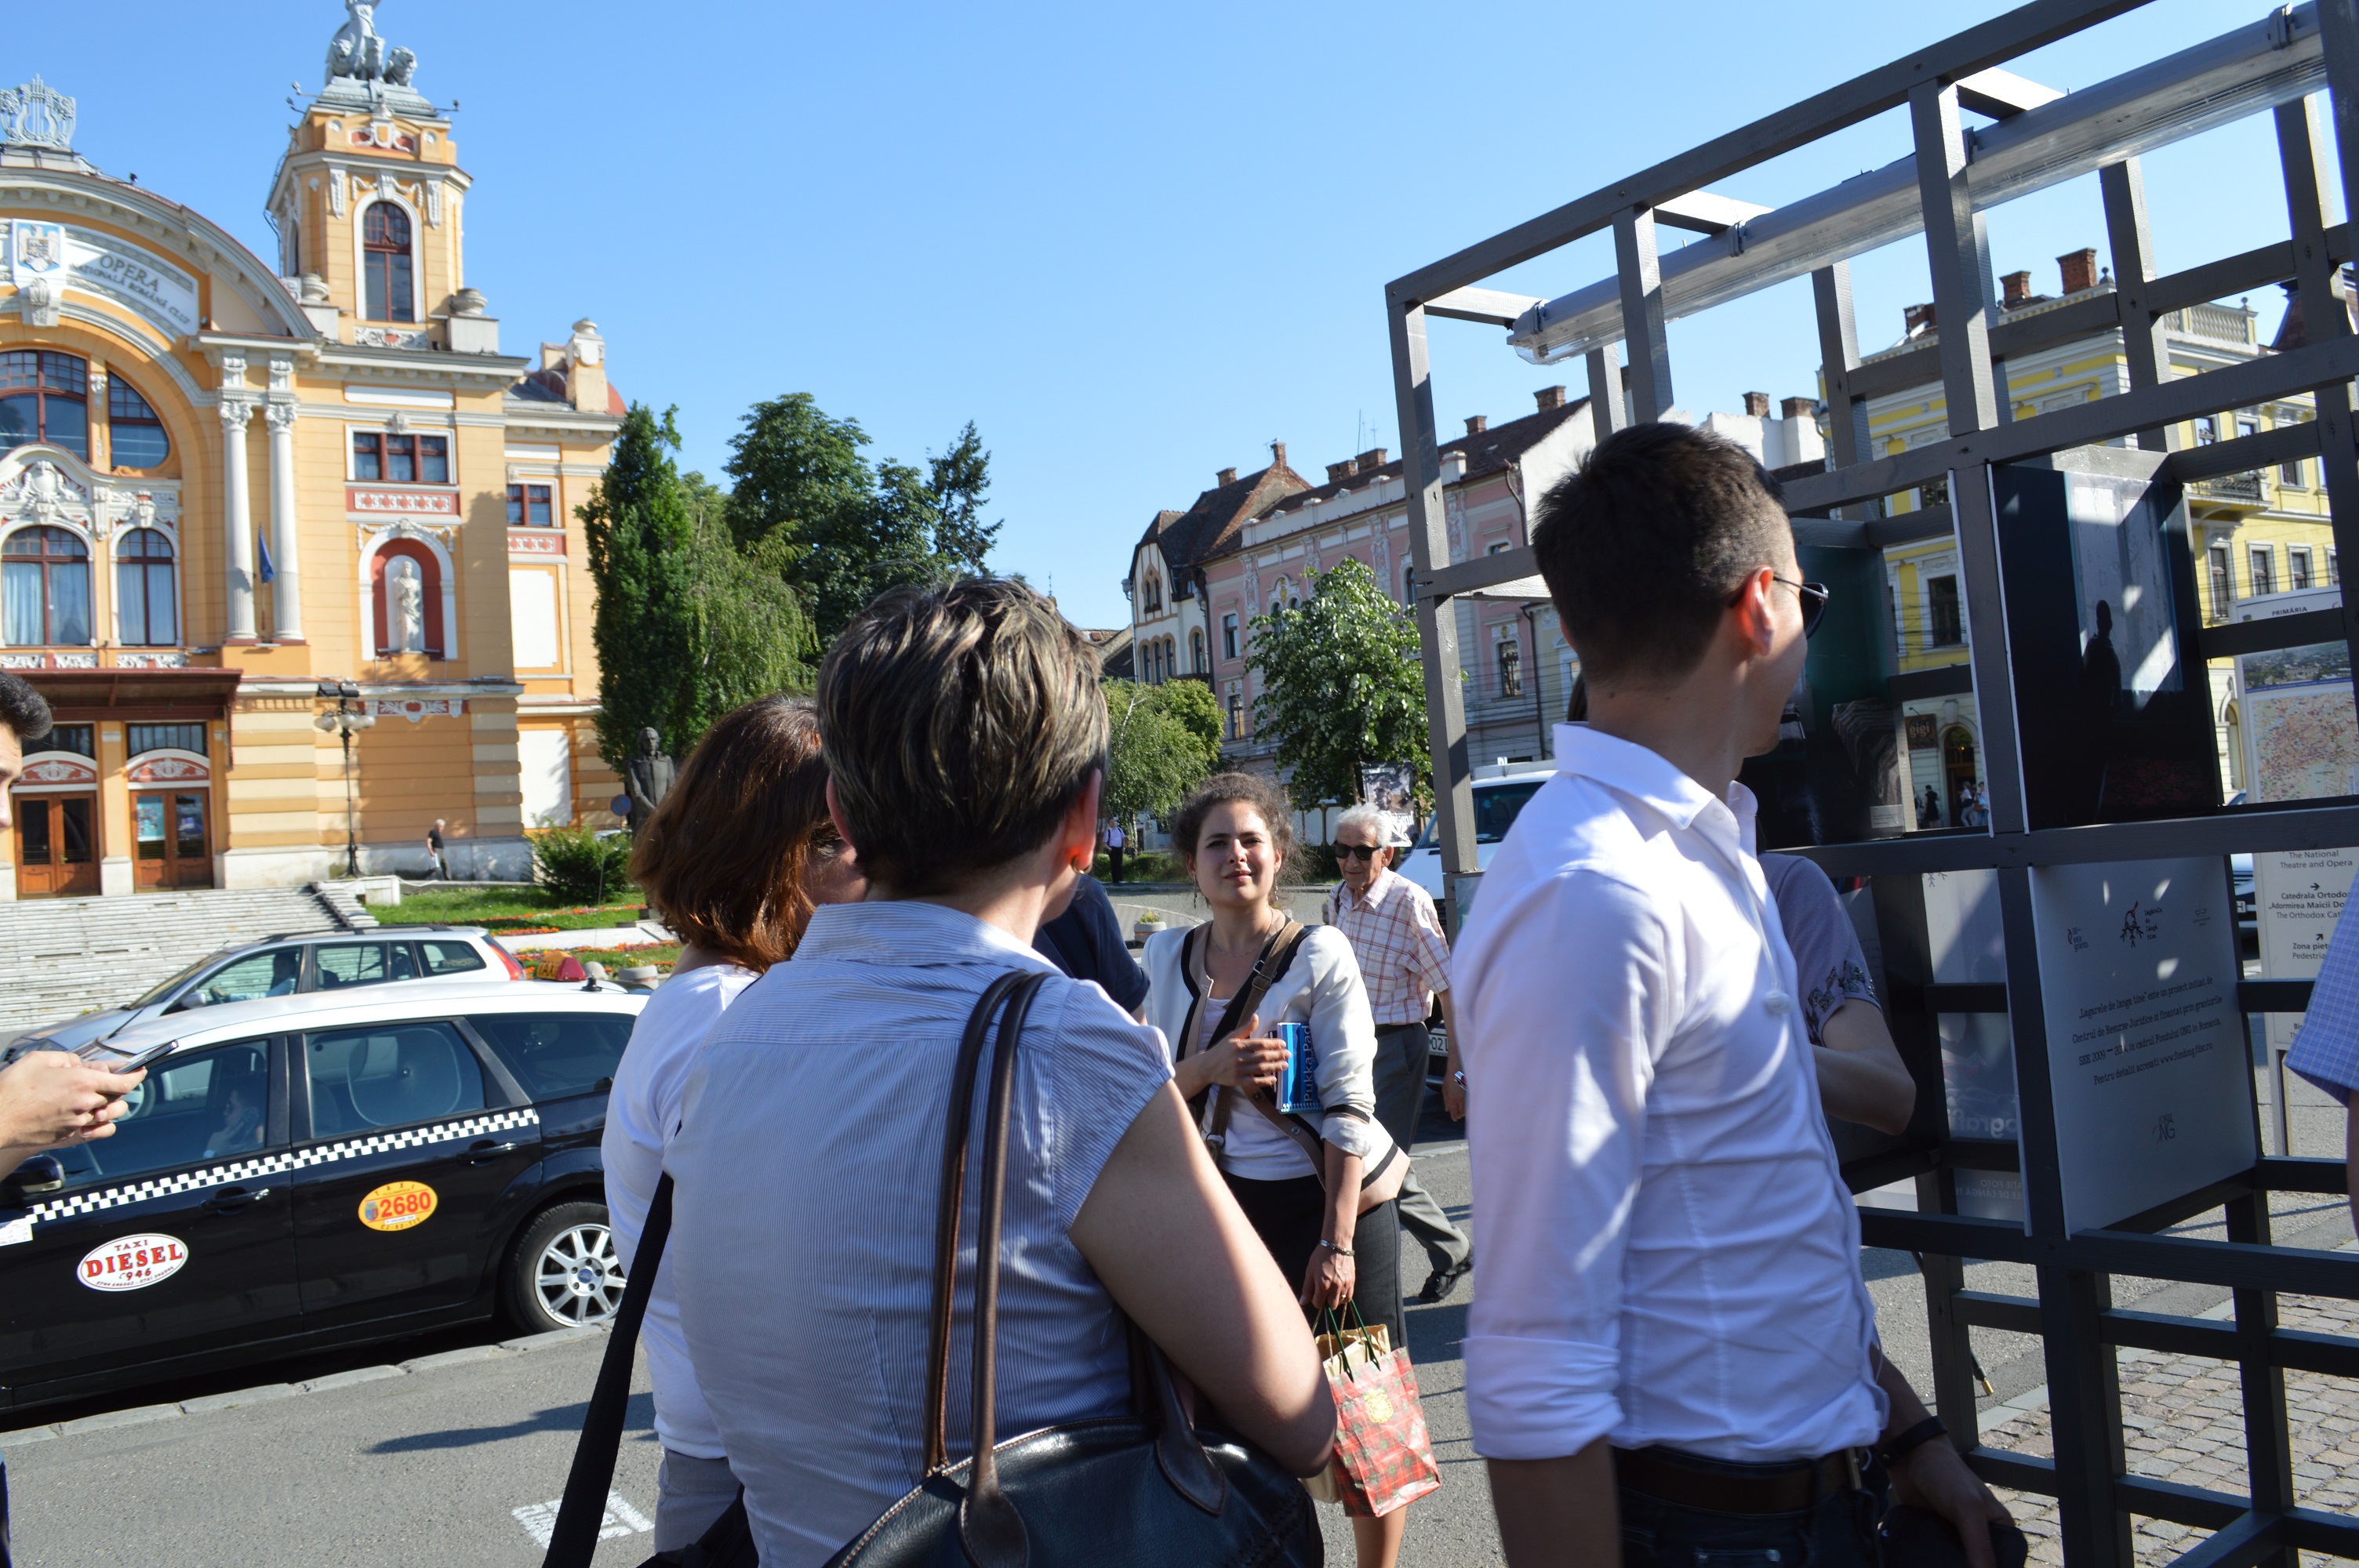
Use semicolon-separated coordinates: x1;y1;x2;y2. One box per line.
627;695;837;971
1169;771;1299;876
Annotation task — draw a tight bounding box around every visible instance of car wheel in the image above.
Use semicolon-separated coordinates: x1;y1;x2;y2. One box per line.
506;1201;627;1332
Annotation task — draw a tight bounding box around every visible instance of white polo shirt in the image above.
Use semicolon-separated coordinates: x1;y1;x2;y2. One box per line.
1454;723;1887;1464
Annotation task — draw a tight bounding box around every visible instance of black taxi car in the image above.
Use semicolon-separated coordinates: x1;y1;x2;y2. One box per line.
0;978;645;1412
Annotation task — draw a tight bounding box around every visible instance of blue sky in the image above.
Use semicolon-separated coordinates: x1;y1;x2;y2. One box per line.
17;1;2335;629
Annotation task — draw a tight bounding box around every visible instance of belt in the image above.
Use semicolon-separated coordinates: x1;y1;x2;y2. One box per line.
1373;1021;1427;1033
1613;1445;1865;1516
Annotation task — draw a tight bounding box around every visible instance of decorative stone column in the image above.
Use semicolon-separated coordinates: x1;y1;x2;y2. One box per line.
265;401;304;641
220;397;259;644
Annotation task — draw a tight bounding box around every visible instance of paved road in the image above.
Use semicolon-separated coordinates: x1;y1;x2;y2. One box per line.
6;1083;2352;1567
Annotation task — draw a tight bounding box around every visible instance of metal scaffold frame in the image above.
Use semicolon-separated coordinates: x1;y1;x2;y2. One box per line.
1386;2;2359;1563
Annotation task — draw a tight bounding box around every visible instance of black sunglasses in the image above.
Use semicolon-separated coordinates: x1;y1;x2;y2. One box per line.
1335;844;1384;861
1732;575;1832;638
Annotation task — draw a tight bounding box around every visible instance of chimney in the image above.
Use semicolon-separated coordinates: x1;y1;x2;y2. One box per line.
1743;391;1770;418
1903;302;1937;337
2058;247;2099;295
1464;414;1488;436
2001;270;2033;308
1535;385;1566;411
1354;447;1388;471
1270;440;1287;470
1216;466;1238;486
1325;459;1358;483
1779;396;1816;420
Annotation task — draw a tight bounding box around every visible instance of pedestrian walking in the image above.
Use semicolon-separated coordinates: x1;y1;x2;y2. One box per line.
664;581;1332;1566
2287;896;2359;1221
1106;818;1129;884
1456;425;2008;1568
1917;784;1941;829
425;818;449;879
602;695;867;1553
1143;771;1417;1568
1324;803;1472;1304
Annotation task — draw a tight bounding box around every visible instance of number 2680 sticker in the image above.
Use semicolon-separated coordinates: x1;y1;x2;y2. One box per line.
358;1180;438;1232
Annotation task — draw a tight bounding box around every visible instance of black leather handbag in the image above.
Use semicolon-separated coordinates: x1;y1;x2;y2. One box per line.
824;968;1324;1568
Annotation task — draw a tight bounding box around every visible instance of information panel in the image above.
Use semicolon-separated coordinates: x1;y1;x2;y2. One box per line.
2028;856;2254;1233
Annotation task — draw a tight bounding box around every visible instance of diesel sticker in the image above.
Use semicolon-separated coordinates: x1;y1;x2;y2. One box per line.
80;1233;187;1291
359;1180;438;1232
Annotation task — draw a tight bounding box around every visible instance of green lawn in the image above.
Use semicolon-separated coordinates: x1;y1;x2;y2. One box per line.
373;887;649;931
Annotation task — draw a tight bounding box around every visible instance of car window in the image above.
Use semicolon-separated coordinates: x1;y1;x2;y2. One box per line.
1474;782;1545;844
306;1022;485;1136
419;940;487;978
49;1040;272;1189
133;948;238;1011
468;1012;636;1101
172;948;303;1010
314;942;418;990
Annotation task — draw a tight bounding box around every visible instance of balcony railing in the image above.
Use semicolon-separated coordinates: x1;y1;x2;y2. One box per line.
2190;470;2264;505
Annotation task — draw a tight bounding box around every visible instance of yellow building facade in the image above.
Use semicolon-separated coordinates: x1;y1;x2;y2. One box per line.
1859;251;2334;823
0;16;622;900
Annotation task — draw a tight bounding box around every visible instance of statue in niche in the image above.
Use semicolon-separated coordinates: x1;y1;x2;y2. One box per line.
390;557;425;654
624;728;675;824
326;0;418;87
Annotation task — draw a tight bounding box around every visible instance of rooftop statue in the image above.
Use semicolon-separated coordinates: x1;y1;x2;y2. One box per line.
325;0;417;88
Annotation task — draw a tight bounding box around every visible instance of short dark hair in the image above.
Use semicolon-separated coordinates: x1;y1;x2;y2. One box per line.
1170;771;1299;877
1531;422;1793;685
0;673;51;744
819;578;1106;897
630;695;834;971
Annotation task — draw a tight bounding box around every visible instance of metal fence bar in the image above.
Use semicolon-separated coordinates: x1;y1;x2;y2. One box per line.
2098;158;2172;453
1614;209;1676;422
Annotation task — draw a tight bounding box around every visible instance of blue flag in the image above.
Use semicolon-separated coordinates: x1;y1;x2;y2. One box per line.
258;535;275;585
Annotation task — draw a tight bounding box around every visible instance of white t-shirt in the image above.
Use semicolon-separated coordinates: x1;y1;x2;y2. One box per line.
602;961;760;1459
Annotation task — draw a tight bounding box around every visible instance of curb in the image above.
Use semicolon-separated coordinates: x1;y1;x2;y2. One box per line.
0;1321;612;1449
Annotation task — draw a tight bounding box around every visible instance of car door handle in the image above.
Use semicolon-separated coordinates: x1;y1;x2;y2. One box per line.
202;1185;273;1214
465;1139;524;1165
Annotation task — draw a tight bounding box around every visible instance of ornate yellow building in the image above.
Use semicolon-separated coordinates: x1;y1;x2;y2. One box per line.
0;9;622;900
1859;248;2336;822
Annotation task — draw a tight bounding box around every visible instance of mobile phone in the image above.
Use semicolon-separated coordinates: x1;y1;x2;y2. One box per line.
73;1037;176;1074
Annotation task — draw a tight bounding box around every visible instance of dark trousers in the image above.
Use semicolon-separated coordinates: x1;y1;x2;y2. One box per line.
1369;1023;1469;1274
1618;1455;1882;1568
1109;846;1125;884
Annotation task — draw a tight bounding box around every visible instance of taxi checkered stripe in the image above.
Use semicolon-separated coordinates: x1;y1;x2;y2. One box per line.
26;1107;541;1227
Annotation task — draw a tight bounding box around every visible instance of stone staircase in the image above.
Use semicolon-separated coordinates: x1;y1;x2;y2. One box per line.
0;884;375;1040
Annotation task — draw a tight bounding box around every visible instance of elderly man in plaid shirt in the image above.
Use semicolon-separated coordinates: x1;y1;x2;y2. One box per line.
2288;898;2359;1221
1325;803;1474;1304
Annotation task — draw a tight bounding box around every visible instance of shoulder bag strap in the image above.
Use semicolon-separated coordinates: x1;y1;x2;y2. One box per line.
540;1174;675;1568
921;970;1032;1475
1200;919;1307;1147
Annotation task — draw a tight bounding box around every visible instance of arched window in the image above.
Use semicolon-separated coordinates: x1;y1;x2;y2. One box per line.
116;528;177;646
369;540;445;659
363;203;416;323
1144;572;1162;614
0;350;88;460
2;526;92;645
1403;562;1416;604
1190;628;1205;674
107;378;171;470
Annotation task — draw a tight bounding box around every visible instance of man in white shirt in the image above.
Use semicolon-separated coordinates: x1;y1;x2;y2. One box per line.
1454;424;2008;1568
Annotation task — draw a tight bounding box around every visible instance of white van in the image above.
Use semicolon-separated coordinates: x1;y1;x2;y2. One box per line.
1395;757;1558;902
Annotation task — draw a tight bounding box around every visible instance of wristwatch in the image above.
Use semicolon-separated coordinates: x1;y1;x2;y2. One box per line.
1452;1069;1467;1087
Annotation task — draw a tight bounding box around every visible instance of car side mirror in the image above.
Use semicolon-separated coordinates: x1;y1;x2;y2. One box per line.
3;1155;64;1207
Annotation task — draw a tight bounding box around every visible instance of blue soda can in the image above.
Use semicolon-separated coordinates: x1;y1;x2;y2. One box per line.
1274;1022;1321;1115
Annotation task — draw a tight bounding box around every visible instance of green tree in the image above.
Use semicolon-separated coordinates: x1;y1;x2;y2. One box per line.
1103;679;1221;831
678;473;816;740
580;404;696;768
722;394;998;644
1247;558;1428;811
1150;676;1223;755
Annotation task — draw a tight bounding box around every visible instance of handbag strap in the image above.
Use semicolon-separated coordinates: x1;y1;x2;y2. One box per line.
540;1174;674;1568
1182;920;1309;1146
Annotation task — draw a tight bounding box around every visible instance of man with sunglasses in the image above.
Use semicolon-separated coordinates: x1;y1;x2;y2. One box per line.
1325;804;1473;1304
1456;424;2007;1568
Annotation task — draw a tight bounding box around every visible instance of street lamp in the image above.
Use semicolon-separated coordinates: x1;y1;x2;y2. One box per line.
314;681;376;877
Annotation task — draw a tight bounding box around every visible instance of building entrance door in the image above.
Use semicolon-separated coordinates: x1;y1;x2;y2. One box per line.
133;792;212;890
15;793;100;898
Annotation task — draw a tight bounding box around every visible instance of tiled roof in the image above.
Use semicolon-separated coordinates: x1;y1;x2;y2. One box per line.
1261;400;1590;519
1136;463;1310;578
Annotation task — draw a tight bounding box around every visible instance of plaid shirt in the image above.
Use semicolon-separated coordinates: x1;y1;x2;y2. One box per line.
1325;866;1452;1026
2289;903;2359;1105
